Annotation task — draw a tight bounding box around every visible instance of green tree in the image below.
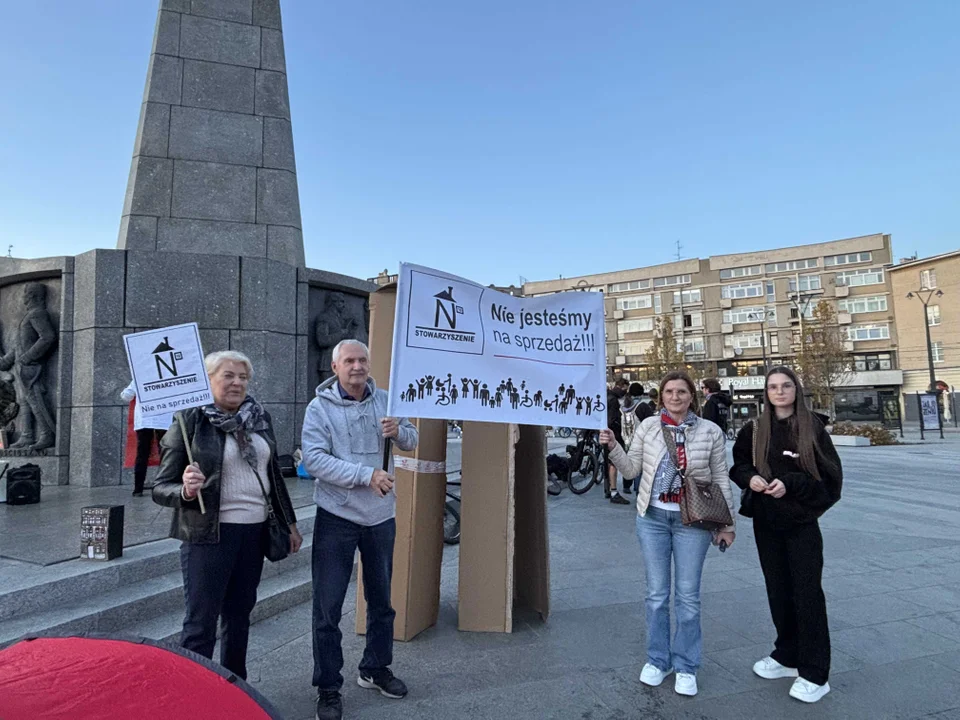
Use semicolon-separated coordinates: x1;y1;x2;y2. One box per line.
641;316;686;382
794;300;853;414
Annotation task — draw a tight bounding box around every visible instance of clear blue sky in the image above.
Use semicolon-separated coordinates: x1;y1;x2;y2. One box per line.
2;1;958;286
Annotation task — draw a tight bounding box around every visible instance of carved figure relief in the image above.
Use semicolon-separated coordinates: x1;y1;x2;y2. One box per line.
314;291;369;384
0;283;58;450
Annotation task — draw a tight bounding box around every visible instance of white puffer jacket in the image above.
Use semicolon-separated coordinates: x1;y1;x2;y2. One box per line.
608;415;736;533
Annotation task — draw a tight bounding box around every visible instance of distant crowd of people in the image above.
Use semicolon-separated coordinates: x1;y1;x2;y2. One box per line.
128;339;842;718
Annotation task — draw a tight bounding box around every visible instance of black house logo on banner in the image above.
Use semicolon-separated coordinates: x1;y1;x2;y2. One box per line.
152;337;184;380
407;270;485;355
433;287;464;330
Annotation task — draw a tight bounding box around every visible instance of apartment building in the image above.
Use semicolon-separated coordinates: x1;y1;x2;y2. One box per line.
889;251;960;421
523;233;903;422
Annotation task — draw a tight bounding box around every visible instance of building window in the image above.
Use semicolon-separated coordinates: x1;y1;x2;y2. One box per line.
765;258;819;274
719;265;762;280
617;318;654;338
838;295;888;314
927;305;942;326
846;324;890;342
723;306;767;324
788;274;822;292
766;306;778;325
609;279;651;293
618;341;653;357
721;282;764;299
654;274;691;288
836;268;885;287
615;294;652;311
725;332;763;349
769;332;779;353
790;304;815;320
654;293;662;314
672;288;702;305
853;353;893;371
824;252;872;267
673;311;703;330
933;342;945;363
766;281;776;302
676;338;705;354
920;269;938;290
834;390;882;422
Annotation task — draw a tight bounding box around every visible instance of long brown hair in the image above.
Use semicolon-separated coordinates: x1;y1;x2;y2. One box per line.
658;370;700;414
754;365;836;481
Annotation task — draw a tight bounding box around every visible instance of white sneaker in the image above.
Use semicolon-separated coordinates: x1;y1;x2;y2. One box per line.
789;677;831;703
639;663;673;687
753;656;800;680
675;673;698;696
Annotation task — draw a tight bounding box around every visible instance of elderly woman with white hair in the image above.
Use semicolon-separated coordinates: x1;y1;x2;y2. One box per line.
153;350;303;680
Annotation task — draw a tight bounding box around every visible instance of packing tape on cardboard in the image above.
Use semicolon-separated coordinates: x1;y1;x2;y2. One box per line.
392;456;447;474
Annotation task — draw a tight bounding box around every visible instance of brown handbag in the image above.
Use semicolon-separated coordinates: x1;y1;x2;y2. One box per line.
664;427;733;531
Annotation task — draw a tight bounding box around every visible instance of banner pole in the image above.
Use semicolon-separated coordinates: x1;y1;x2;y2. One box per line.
176;413;206;514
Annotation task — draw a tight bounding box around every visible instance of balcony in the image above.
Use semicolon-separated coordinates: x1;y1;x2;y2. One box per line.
615;355;626;365
837;312;852;325
721;323;734;334
720;298;733;309
835;285;850;298
613;310;624;319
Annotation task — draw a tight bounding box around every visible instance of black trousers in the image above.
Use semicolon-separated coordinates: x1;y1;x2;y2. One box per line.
179;522;266;680
312;507;396;691
754;519;831;685
134;428;166;493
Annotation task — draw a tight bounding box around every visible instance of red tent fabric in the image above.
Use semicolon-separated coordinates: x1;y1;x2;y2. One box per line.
122;400;161;469
0;636;282;720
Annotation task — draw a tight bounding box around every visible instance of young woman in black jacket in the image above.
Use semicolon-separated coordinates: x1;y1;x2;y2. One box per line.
730;366;842;705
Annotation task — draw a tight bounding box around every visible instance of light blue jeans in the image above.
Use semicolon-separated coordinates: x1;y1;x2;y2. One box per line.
636;507;713;674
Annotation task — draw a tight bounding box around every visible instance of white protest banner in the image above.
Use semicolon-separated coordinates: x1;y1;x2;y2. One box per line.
387;263;607;429
123;323;212;419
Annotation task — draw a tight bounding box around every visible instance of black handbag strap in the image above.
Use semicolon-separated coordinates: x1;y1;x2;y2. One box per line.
251;466;289;527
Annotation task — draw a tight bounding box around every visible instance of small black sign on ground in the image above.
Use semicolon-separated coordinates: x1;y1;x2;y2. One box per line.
80;505;124;561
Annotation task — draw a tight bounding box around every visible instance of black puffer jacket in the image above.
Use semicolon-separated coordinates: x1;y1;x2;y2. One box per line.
730;417;842;529
702;391;732;432
152;406;297;544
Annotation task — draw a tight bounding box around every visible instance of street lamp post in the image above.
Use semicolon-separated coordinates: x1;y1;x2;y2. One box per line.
906;288;944;393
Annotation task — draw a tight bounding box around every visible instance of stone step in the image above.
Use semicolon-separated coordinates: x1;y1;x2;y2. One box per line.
0;503;317;623
0;531;315;647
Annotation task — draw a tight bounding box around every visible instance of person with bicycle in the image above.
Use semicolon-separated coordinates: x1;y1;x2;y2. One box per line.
600;370;736;698
604;377;631;505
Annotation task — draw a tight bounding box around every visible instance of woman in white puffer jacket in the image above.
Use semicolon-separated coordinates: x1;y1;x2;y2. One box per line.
600;370;736;698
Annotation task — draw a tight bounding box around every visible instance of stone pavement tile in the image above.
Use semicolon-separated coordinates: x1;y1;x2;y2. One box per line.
929;649;960;673
909;612;960;643
344;676;615;720
550;564;644;591
700;585;773;616
926;710;960;720
870;546;959;571
700;614;755;654
820;556;890;578
832;620;960;664
244;599;311;662
828;657;960;719
552;579;645;610
828;594;935;628
703;606;777;645
699;566;765;593
892;584;960;613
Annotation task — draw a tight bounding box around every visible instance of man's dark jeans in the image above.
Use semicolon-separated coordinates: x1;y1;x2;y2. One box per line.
312;506;397;691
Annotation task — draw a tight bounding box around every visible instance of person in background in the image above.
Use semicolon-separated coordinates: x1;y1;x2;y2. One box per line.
121;380;174;497
729;366;842;704
153;351;302;680
600;370;736;698
619;383;646;494
701;379;732;436
604;377;631;505
302;339;419;720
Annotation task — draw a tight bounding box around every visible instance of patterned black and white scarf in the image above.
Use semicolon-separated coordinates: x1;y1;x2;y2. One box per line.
652;409;699;503
203;396;270;470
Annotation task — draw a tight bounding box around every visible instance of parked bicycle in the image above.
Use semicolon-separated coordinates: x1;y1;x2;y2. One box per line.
565;429;602;494
444;474;461;545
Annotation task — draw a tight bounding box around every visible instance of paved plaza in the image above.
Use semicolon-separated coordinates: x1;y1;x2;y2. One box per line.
242;440;960;720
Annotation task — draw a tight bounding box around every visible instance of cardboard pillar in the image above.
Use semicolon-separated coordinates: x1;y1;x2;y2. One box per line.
458;422;549;632
356;285;447;642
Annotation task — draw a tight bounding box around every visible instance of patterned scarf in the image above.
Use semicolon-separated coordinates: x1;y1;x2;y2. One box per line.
652;409;698;503
203;396;270;470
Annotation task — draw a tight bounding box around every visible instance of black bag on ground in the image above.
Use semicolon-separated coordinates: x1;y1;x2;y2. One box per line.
546;454;569;477
7;463;41;505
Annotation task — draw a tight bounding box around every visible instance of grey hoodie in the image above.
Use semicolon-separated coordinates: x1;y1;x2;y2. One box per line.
301;376;418;526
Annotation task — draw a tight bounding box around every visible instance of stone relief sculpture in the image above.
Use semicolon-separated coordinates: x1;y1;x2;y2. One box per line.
314;292;369;384
0;283;58;450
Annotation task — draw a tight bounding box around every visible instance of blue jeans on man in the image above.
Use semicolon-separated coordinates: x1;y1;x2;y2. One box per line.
312;506;397;690
635;507;712;674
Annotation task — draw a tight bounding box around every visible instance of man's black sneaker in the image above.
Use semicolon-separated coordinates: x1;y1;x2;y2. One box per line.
621;487;632;495
610;494;630;505
315;690;342;720
358;669;408;699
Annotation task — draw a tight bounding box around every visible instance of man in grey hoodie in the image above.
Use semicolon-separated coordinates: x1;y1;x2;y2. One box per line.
301;339;419;720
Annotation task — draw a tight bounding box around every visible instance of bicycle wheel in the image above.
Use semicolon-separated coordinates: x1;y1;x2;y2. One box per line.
568;450;599;494
443;500;461;544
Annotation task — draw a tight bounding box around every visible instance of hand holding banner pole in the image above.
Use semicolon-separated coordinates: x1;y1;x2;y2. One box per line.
176;413;206;515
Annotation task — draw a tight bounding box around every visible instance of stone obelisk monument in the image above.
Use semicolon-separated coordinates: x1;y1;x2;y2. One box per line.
0;0;375;486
